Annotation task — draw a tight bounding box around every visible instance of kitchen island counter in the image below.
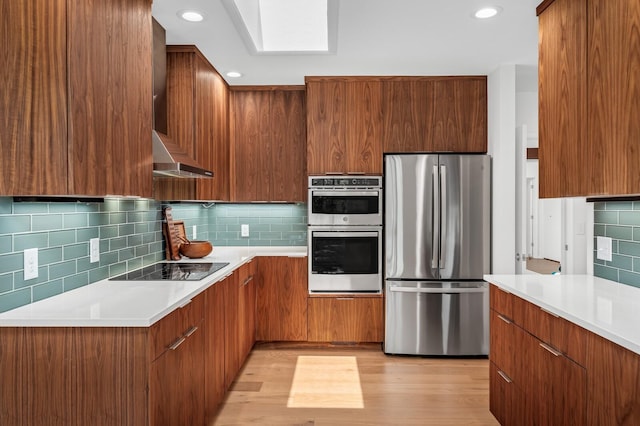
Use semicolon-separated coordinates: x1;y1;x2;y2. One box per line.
0;246;306;327
485;274;640;355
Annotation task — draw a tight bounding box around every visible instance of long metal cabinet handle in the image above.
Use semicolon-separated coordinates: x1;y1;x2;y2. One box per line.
432;165;439;269
539;342;562;357
243;275;254;286
497;314;512;324
540;307;560;318
388;286;487;294
184;326;198;338
440;164;447;269
497;370;513;383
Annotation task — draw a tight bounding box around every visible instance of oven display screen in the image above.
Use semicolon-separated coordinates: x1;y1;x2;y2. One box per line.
311;195;379;215
312;236;378;274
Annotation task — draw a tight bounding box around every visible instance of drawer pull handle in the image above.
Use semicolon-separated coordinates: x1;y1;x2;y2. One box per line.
497;314;512;324
336;297;354;301
184;326;198;338
178;299;192;308
539;342;562;357
497;370;512;383
168;336;186;351
243;275;254;286
540;307;559;318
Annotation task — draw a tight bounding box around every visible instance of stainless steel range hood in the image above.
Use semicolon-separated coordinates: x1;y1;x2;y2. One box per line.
152;19;213;179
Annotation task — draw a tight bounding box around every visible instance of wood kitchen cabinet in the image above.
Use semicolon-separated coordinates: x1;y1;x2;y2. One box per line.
1;0;153;197
538;0;640;197
256;256;308;341
307;295;384;343
154;45;230;201
230;87;307;202
204;275;227;422
306;76;487;175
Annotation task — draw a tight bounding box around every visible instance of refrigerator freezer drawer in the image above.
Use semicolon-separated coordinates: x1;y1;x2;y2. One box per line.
384;281;489;356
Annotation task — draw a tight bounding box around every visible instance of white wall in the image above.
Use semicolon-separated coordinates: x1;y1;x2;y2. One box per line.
488;65;517;274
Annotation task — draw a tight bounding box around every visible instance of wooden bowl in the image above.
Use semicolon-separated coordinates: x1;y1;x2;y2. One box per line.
179;241;213;258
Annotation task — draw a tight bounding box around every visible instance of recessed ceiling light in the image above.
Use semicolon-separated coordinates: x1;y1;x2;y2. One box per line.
226;71;242;78
474;6;502;19
178;10;204;22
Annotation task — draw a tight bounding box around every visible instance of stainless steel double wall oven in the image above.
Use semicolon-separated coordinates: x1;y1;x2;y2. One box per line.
308;176;383;293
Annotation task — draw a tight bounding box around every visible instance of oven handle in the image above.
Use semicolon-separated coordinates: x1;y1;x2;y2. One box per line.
311;190;380;197
312;232;380;238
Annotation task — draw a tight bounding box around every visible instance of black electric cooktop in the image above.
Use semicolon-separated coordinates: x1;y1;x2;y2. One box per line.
109;262;229;282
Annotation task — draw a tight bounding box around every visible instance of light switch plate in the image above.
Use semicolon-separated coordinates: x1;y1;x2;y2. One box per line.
241;224;250;237
24;248;38;280
192;225;197;240
90;238;100;263
596;236;613;262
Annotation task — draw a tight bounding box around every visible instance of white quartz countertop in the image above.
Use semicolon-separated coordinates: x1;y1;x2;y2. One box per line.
484;274;640;355
0;246;306;328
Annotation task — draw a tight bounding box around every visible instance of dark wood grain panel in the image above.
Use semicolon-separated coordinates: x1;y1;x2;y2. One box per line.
67;0;153;197
1;0;68;195
256;256;308;341
199;67;230;200
223;271;241;389
270;90;307;201
204;281;227;422
166;51;196;157
307;297;383;343
538;0;588;197
429;78;487;152
73;328;149;426
382;80;431;153
589;0;640;195
346;81;384;174
306;80;347;174
587;333;640;425
0;328;73;426
230;90;271;201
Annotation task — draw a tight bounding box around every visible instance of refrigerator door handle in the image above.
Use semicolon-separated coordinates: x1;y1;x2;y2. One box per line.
432;165;439;270
440;164;447;269
388;286;487;294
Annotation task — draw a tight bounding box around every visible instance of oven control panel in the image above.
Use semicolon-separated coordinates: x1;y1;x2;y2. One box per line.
309;176;382;188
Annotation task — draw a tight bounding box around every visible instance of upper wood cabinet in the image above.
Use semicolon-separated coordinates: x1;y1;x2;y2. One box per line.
538;0;640;197
154;45;230;201
2;0;153;197
306;76;487;175
230;87;307;202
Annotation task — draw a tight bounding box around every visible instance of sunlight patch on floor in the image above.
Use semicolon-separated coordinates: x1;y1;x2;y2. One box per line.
287;355;364;409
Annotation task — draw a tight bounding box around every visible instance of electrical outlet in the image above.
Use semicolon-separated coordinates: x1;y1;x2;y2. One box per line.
596;236;612;261
24;248;38;280
90;238;100;263
192;225;197;240
241;224;250;237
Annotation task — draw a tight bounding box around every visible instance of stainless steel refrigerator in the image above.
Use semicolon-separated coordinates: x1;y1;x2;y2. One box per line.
384;154;491;356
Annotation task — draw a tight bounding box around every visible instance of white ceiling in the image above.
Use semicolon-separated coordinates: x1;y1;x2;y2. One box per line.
152;0;540;86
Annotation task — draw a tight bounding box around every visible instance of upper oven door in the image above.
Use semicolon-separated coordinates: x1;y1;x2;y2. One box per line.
308;189;382;225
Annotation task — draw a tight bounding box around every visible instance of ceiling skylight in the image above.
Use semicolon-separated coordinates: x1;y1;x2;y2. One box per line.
223;0;338;54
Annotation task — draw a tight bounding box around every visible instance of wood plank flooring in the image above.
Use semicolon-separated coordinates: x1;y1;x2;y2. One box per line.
212;343;498;425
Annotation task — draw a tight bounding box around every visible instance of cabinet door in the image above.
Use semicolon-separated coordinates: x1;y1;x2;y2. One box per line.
67;0;153;197
382;80;431;153
271;90;307;201
538;0;588;197
204;279;228;421
223;271;240;389
428;78;487;153
1;0;68;196
588;0;640;195
587;333;640;425
230;90;271;201
306;80;347;174
256;256;308;341
490;361;523;426
307;297;383;342
346;81;383;174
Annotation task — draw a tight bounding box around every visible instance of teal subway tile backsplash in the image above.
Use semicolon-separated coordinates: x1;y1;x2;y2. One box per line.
0;198;307;313
593;202;640;288
210;204;307;246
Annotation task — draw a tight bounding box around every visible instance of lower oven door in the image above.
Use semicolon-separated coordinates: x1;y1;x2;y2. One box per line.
308;226;382;293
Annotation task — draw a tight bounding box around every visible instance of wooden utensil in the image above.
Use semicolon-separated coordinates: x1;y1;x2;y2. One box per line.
162;206;182;260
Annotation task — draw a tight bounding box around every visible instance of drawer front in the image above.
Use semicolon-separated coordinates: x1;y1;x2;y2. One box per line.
308;296;383;342
489;284;513;318
150;295;205;361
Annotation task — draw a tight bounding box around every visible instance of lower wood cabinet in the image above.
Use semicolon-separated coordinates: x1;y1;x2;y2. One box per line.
204;274;228;422
307;296;383;343
256;256;308;341
489;284;639;426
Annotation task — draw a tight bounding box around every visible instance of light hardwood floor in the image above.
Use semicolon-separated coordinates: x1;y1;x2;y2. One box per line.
212;343;498;425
